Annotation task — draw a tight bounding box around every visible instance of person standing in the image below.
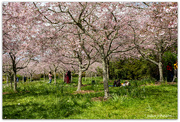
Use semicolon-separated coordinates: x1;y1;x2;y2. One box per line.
48;72;53;83
16;77;19;82
67;71;71;83
167;62;173;82
65;71;71;84
172;61;178;82
24;76;27;82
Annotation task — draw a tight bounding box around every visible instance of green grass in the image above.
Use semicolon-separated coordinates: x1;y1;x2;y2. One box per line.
3;77;178;119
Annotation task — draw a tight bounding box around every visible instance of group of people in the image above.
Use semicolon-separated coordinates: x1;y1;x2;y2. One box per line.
113;79;130;87
48;71;71;84
167;61;178;82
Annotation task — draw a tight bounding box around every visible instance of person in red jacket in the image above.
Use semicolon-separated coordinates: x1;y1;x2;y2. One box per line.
167;62;173;82
64;71;71;83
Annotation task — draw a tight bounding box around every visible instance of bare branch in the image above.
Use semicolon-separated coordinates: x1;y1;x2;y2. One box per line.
33;2;60;24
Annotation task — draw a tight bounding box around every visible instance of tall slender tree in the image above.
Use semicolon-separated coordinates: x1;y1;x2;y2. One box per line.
2;2;39;91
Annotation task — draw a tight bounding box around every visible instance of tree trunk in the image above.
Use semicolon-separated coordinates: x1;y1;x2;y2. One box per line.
10;75;13;89
53;65;58;84
77;69;82;91
95;74;97;82
43;69;46;82
107;59;109;81
102;59;109;98
107;65;109;81
13;71;17;92
63;71;65;82
54;70;56;84
30;74;32;82
158;46;164;82
6;75;9;86
158;62;164;82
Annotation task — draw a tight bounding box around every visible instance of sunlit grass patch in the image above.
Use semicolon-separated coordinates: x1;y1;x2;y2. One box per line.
3;78;177;119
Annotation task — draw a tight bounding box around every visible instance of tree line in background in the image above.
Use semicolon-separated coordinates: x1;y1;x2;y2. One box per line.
2;2;177;98
108;51;177;80
3;50;177;83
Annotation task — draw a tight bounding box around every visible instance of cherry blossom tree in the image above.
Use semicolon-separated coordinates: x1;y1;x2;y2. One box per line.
128;2;178;82
61;26;98;91
60;2;136;98
32;2;138;98
33;2;98;91
2;2;42;91
34;24;76;84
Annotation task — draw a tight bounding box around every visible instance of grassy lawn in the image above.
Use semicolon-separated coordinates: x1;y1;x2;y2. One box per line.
3;77;178;119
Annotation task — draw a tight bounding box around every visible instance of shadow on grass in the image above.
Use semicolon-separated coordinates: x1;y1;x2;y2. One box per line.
3;84;106;119
3;94;94;119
